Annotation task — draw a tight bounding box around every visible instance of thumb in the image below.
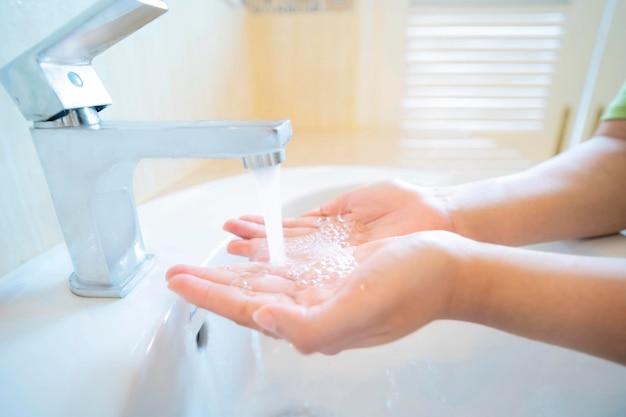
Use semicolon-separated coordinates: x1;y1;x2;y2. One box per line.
252;304;335;354
252;303;303;339
252;292;373;355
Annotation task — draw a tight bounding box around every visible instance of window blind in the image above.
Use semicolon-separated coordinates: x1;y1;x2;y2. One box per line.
402;2;569;134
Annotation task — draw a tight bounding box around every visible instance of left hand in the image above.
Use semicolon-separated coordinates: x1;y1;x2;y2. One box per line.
223;180;454;261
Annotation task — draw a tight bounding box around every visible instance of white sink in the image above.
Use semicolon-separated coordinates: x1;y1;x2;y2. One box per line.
1;166;625;417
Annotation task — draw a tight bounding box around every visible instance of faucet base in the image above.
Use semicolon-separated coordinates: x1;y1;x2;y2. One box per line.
69;254;157;298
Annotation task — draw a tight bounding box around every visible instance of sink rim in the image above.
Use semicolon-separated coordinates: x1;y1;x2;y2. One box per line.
2;164;626;417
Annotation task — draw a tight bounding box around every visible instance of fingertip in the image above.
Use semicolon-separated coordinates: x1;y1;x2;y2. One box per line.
226;239;239;253
222;218;241;233
166;273;193;293
166;264;192;280
223;217;267;239
238;214;265;223
166;273;214;306
226;239;249;256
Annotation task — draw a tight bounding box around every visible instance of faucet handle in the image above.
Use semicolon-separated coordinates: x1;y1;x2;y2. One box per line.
0;0;168;122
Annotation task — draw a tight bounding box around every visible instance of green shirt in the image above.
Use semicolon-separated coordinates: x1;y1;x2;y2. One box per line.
602;81;626;120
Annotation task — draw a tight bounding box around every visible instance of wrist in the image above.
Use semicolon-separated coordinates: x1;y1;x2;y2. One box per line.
404;183;458;234
404;231;479;321
429;185;466;236
434;180;512;244
437;234;488;322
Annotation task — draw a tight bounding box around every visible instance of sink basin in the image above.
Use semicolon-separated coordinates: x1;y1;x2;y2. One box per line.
1;166;626;417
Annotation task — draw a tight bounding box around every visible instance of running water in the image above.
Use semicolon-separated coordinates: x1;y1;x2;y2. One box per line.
251;164;286;264
248;167;360;303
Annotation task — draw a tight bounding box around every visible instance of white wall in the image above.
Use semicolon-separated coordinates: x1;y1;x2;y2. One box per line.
0;0;253;276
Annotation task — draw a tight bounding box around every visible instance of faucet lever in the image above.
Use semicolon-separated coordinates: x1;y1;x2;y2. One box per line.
0;0;168;122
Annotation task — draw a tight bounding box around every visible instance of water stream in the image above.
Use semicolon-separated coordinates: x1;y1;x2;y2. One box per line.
251;165;287;264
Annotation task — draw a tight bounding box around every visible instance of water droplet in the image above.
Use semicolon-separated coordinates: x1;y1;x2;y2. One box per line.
231;277;252;291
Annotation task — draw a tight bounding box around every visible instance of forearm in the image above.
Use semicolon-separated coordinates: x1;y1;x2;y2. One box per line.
443;121;626;245
449;241;626;365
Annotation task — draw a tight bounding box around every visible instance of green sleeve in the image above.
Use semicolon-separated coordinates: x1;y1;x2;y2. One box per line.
602;81;626;121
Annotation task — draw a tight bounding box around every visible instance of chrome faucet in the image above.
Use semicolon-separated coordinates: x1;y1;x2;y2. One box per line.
0;0;292;297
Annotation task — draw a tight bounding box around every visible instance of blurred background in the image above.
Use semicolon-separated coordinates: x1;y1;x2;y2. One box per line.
1;0;625;276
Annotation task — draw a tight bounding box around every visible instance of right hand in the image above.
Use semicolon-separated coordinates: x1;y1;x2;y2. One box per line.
167;230;464;354
224;180;455;261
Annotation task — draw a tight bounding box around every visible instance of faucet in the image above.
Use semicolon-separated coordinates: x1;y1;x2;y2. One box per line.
0;0;292;298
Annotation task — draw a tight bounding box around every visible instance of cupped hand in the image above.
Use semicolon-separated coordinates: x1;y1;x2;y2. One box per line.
166;230;464;355
224;180;455;261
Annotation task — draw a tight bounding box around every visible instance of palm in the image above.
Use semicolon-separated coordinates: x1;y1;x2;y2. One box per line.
166;237;394;335
177;237;384;298
166;232;453;354
224;180;453;261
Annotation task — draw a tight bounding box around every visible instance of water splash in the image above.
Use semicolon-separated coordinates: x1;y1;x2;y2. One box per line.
284;216;358;288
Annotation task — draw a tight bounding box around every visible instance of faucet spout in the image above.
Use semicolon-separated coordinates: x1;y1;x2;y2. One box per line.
31;115;292;297
242;150;286;169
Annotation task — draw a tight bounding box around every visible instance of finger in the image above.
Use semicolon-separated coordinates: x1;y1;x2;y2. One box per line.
168;274;293;330
167;264;241;284
225;218;319;239
227;239;268;260
239;214;321;230
281;216;323;237
281;216;321;229
224;218;266;239
168;264;297;292
166;264;201;280
237;214;265;223
284;226;320;238
168;264;242;284
222;265;299;294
